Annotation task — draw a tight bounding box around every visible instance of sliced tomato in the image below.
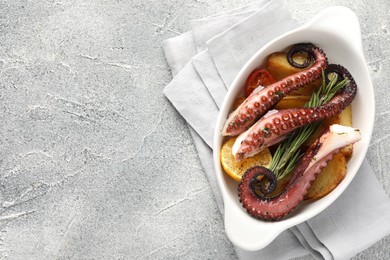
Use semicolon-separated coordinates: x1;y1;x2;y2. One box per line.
245;69;276;96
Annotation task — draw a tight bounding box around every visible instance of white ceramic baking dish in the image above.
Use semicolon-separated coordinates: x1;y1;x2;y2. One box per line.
213;6;374;251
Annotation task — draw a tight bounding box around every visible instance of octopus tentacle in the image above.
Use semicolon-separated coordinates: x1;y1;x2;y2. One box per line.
222;43;327;137
238;124;361;221
232;64;357;161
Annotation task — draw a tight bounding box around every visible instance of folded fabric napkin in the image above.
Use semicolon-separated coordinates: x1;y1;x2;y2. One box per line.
162;0;390;259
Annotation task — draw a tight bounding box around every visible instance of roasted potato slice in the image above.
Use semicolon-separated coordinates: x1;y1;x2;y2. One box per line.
266;52;322;96
305;152;347;200
274;96;310;110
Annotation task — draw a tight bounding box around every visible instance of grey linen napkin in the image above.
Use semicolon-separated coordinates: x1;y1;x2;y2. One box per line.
162;0;390;259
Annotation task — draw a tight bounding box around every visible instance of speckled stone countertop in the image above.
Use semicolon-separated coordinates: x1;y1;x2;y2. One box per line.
0;0;389;259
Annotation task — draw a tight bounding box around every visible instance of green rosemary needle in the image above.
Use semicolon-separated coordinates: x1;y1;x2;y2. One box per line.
269;70;349;180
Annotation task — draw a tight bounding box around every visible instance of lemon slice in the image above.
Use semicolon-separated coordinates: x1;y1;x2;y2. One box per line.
220;138;272;182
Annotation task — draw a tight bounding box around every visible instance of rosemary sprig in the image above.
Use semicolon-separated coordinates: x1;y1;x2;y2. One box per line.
269;70;349;180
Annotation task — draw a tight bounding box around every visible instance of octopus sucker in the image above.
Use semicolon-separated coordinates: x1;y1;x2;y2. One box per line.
222;43;328;136
232;64;357;161
238;124;361;221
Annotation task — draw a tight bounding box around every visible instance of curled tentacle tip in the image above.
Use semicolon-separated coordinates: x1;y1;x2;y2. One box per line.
287;43;316;69
248;166;278;198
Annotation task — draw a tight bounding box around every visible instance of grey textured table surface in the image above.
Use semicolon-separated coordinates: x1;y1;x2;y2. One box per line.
1;0;389;259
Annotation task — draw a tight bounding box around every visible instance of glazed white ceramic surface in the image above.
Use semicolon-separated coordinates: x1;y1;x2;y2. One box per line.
213;7;374;251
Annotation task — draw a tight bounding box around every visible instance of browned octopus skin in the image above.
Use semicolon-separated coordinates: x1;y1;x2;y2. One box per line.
234;64;358;161
238;124;361;221
237;65;359;221
222;43;328;136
